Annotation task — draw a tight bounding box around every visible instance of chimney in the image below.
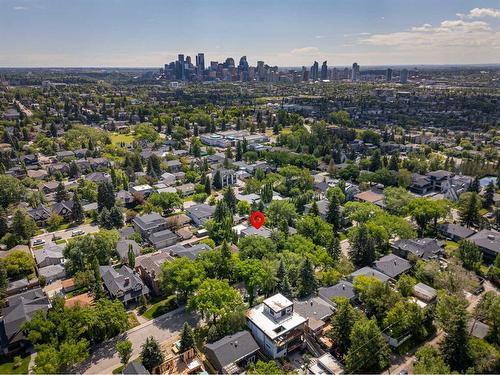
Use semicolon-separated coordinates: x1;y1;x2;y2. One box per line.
342;284;345;290
124;277;130;286
234;340;238;348
310;301;314;306
487;234;495;241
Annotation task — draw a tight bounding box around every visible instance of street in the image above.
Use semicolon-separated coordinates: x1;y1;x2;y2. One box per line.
31;223;100;246
76;306;200;374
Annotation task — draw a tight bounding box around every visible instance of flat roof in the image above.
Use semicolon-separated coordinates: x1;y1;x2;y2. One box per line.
263;293;293;312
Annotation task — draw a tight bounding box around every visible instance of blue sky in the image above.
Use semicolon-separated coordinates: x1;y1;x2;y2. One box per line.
0;0;499;67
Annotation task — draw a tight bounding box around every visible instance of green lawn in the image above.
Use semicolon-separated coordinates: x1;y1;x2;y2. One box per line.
141;295;178;320
338;232;347;241
110;133;135;145
127;312;140;329
0;354;31;374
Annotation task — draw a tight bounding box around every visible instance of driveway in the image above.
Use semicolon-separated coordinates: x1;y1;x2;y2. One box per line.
76;306;200;374
31;223;100;246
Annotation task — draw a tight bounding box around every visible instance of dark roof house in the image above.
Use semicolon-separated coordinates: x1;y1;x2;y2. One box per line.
99;265;149;305
373;254;412;279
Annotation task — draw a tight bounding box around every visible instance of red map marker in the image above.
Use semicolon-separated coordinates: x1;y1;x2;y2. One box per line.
250;211;265;229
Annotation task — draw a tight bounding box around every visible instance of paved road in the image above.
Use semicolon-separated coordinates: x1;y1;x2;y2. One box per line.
76;306;200;374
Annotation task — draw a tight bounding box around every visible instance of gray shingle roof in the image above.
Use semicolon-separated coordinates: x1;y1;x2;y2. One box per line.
318;281;356;304
393;238;443;260
99;265;149;302
116;240;141;260
204;331;259;371
438;223;475;240
349;266;391;283
123;362;150;374
374;254;411;278
468;230;500;258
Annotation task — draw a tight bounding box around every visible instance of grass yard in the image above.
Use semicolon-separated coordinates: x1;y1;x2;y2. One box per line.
110;133;135;145
127;312;140;329
141;295;178;320
0;354;31;374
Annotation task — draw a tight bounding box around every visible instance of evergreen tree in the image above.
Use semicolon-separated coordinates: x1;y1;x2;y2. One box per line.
223;187;237;213
141;336;164;373
370;150;382;172
55;182;68;203
98;207;113;229
97;181;115;211
327;236;341;263
235;141;242;161
483;181;495;208
204;177;211;195
279;274;294;299
459;193;481;228
0;208;8;239
327;196;341;231
213;170;223;190
91;256;104;299
441;311;471;372
327;297;360;354
298;257;317;297
458;240;482;272
71;193;84;223
242;139;248;154
128;244;135;268
276;258;286;281
309;201;320;216
260;183;273;204
109;206;124;228
69;161;80;178
348;224;376;267
388;153;399;171
469;176;480;193
179;322;196;353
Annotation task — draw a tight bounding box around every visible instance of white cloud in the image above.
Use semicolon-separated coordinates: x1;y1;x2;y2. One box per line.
315;35;326;39
290;46;321;55
13;6;28;10
467;8;500;19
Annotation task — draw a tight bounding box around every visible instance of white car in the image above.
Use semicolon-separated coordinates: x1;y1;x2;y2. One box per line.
71;230;85;237
32;239;45;246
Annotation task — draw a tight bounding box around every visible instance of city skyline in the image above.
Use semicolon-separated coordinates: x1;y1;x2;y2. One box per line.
0;0;499;67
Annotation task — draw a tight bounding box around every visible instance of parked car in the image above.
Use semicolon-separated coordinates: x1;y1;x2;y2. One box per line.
32;238;45;246
71;230;85;237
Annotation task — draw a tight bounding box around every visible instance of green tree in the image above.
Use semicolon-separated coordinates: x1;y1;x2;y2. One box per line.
160;257;205;301
97;181;115;212
327;196;342;231
55;182;68;203
298;257;317;297
116;339;133;365
483;181;495;208
383;187;414;216
238;235;276;260
188;279;243;324
458;240;482;272
213;170;223;190
71;193;84;223
11;209;37;244
405;198;450;236
413;345;451;374
345;318;391;373
204;177;211;195
141;336;164;373
268;200;297;227
109;206;124;228
459;192;481;228
2;250;34;278
248;360;284;375
348;224;376;267
327;297;361;355
0;175;26;208
223;186;237;213
127;244;136;268
179;322;196;353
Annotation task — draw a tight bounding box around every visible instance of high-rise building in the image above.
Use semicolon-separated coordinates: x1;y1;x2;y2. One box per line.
196;53;205;75
352;62;360;81
320;61;328;80
386;68;393;82
400;69;408;83
310;61;319;81
177;54;185;80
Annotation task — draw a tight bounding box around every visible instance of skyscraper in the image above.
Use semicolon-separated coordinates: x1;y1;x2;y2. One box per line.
196;53;205;75
386;68;393;82
177;54;185;80
310;61;319;81
400;69;408;83
351;62;360;81
320;61;328;80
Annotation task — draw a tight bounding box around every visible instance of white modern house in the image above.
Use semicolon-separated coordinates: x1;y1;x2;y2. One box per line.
246;293;306;358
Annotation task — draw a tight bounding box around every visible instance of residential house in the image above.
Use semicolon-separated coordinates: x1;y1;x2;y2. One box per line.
308;353;344;375
318;280;356;305
135;251;174;295
148;229;179;249
293;297;335;337
176;183;195;197
116;240;141;261
240;226;272;238
166;160;182;173
349;267;391;283
56;150;75;161
426;170;454;190
392;238;444;260
40;180;60;194
85;172;112;184
52;200;74;220
413;282;437;303
132;213;167;237
410;174;432;195
117;190;135;207
304;199;329;220
468;229;500;261
246;293;307;358
160;172;176;186
27;169;48;180
34;244;64;268
130;184;154;199
27;205;52;226
99;265;149;305
354;188;384;206
123;362;150;375
0;288;50;355
373;254;411;279
438;223;475;242
204;331;260;374
88;157;110;170
212;168;237;187
166;243;211;260
441;175;473;202
186;204;215;227
38;264;66;283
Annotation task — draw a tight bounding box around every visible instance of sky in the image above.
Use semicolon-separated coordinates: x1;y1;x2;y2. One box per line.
0;0;499;67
